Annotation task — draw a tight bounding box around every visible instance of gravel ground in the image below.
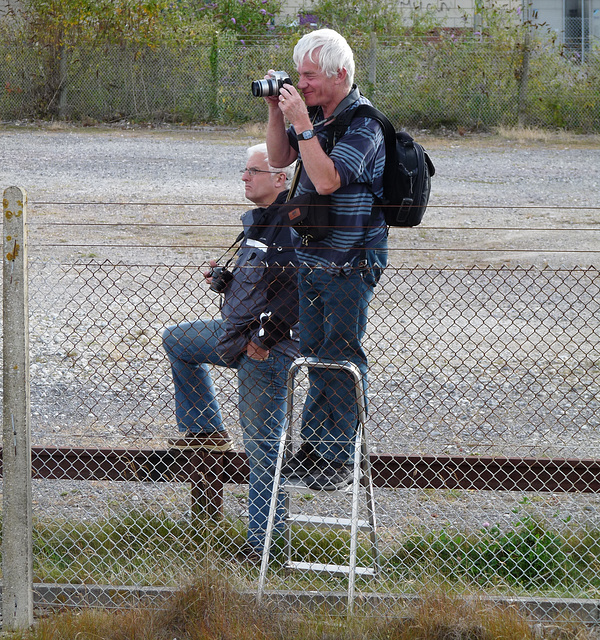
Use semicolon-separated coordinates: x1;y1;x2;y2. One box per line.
1;122;599;267
1;122;600;551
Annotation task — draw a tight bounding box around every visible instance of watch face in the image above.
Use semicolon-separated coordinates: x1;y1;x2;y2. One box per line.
301;130;314;140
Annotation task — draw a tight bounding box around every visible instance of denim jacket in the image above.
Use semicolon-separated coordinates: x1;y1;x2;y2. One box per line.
216;191;300;364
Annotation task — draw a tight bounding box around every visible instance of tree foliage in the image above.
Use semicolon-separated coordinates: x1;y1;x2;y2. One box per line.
297;0;447;36
18;0;284;51
299;0;404;35
196;0;283;36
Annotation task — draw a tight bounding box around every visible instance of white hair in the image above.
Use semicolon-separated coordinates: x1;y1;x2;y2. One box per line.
246;142;295;186
293;29;355;88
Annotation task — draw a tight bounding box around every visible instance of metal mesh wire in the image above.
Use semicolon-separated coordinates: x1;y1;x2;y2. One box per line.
17;224;600;617
0;35;598;130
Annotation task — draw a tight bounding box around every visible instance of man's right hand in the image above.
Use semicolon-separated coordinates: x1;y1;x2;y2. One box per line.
265;69;299;169
246;341;270;361
203;259;218;285
263;69;282;109
277;83;311;133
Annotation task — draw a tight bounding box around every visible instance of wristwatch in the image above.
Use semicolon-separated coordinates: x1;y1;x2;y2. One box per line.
298;129;316;140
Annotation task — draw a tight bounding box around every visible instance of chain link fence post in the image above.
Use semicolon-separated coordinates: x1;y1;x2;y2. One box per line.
209;33;220;121
366;32;377;101
58;44;68;120
517;3;532;127
2;186;33;630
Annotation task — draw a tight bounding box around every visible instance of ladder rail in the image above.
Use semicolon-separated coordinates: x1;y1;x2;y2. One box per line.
348;425;363;615
257;358;303;600
257;356;379;613
361;424;382;575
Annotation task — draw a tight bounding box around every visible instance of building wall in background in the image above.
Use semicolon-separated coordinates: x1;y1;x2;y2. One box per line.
279;0;599;48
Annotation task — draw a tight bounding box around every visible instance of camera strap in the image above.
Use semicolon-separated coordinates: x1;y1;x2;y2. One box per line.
310;85;360;130
213;230;245;270
286;85;361;202
213;195;280;263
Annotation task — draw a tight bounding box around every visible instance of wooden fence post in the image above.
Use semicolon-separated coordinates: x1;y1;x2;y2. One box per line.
58;44;68;120
2;186;33;630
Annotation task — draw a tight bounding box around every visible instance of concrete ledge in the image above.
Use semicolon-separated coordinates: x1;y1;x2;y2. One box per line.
262;590;600;623
31;583;178;609
0;584;598;624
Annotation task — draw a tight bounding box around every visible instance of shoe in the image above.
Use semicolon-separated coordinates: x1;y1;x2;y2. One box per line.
281;445;317;480
235;543;263;565
168;430;233;452
304;458;354;492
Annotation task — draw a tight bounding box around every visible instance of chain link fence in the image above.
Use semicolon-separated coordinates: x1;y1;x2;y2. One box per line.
0;34;599;130
2;197;599;621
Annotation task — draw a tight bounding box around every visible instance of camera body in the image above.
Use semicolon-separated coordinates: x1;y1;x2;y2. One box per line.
251;71;291;98
209;266;234;293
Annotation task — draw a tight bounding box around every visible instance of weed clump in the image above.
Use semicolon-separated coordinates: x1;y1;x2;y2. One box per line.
7;577;595;640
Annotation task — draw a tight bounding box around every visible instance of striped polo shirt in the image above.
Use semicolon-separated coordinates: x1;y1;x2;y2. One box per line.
288;95;388;269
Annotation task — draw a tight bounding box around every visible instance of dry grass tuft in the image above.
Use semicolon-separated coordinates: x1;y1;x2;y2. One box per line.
389;592;534;640
151;572;281;640
25;571;282;640
6;578;597;640
240;122;267;139
495;125;600;148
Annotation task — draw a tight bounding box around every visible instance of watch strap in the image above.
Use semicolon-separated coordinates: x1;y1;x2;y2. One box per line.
299;129;315;140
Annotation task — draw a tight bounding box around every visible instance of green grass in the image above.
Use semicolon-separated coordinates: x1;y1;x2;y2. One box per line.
2;510;599;599
390;516;567;590
30;511;248;586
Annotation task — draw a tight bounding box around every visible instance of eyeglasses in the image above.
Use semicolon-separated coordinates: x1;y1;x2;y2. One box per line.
242;167;284;176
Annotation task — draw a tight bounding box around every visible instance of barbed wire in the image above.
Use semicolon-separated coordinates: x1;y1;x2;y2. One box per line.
21;200;600;253
34;242;600;253
30;201;600;210
45;261;600;271
27;223;600;232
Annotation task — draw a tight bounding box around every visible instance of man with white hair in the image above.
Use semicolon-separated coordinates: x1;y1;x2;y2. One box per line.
163;143;298;561
264;29;388;491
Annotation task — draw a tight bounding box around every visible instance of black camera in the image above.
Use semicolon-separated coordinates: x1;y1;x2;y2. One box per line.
251;71;291;98
209;266;234;293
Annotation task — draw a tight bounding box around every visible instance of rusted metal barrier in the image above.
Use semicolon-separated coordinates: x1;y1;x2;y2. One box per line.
1;447;598;518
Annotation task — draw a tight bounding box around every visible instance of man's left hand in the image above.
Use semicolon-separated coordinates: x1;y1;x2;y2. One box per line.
278;85;311;132
246;341;270;361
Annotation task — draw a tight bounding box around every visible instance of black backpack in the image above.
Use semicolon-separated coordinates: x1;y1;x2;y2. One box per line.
330;104;435;227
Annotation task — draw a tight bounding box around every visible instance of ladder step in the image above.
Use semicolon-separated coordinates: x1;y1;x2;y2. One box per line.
286;561;377;577
287;514;372;531
282;480;354;494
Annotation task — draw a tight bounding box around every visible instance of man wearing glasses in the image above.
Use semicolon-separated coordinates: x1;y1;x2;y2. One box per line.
162;143;298;561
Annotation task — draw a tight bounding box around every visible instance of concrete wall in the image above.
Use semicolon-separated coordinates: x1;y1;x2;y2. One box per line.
0;0;20;19
278;0;520;29
530;0;600;50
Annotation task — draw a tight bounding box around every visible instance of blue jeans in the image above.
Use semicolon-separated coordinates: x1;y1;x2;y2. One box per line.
162;319;290;550
238;350;291;549
298;266;376;465
162;320;228;434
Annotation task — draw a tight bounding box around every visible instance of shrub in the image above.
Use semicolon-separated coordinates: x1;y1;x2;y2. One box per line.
393;516;567;590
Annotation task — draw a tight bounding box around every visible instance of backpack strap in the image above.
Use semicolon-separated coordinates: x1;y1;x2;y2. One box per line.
325;103;398;207
325;103;396;166
348;105;400;197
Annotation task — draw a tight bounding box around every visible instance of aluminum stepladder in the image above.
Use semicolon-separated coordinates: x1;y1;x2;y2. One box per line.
257;356;380;614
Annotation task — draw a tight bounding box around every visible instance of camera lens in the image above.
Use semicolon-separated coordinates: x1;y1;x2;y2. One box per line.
251;72;291;98
251;78;275;97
